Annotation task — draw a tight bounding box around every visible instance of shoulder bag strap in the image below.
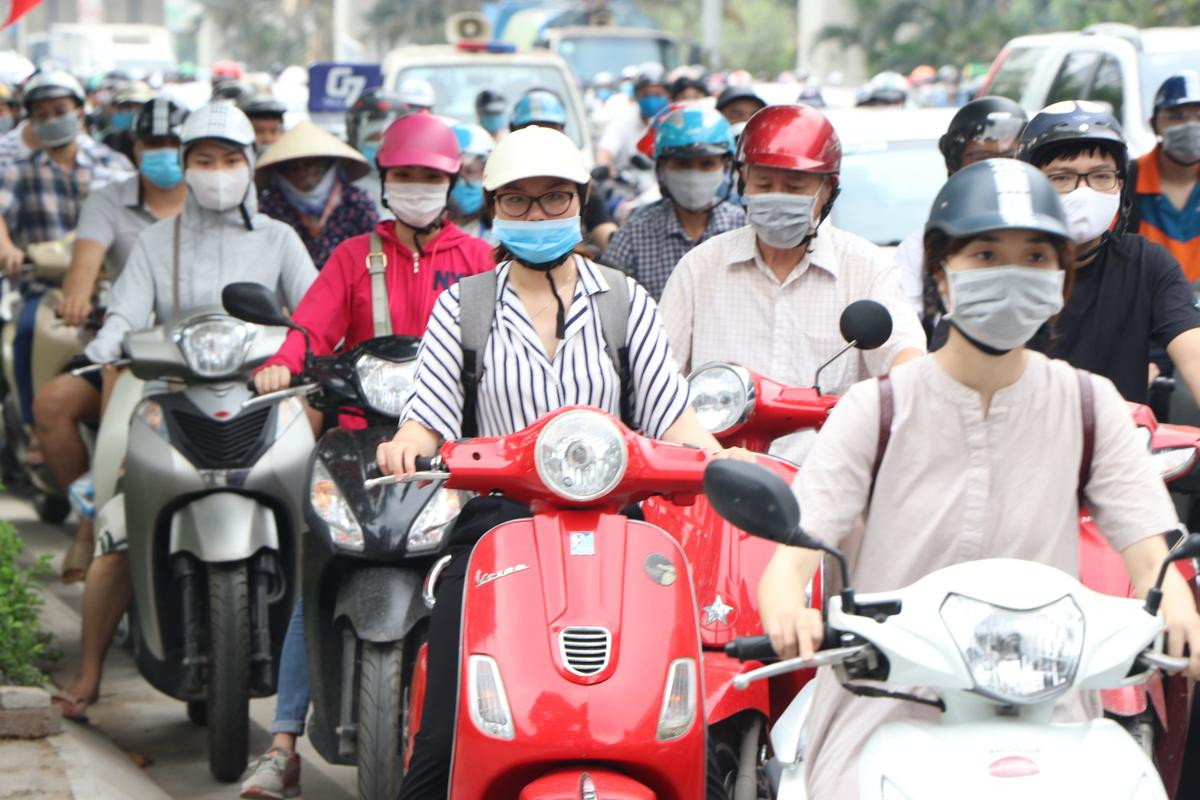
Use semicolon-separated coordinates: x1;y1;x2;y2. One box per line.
457;269;500;439
868;374;895;508
590;262;635;430
172;216;181;316
366;232;392;337
1077;369;1096;507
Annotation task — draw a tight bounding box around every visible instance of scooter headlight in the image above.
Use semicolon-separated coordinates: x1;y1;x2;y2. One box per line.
535;409;628;503
1151;447;1197;481
467;654;514;739
688;363;754;435
355;353;416;418
940;593;1084;705
310;460;364;551
406;487;468;554
656;657;697;741
175;316;253;378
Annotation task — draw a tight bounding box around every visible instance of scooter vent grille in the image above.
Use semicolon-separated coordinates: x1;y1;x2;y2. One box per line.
559;627;611;676
168;406;272;469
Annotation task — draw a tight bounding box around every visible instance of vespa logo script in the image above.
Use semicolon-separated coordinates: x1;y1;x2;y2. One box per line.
475;563;530;588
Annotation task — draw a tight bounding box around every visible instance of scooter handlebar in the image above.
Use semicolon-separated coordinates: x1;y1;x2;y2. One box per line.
725;627;843;663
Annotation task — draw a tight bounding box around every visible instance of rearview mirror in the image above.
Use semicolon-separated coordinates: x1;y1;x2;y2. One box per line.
222;282;291;328
1145;531;1200;615
839;300;892;351
703;460;800;543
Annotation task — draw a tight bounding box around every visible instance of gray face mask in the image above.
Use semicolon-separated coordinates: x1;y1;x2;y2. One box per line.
662;168;726;212
1163;121;1200;166
746;192;818;249
0;117;15;136
32;111;81;149
945;266;1065;352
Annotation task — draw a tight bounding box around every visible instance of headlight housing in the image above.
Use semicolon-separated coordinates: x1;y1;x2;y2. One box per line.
134;399;169;442
467;655;514;739
535;409;628;503
406;487;469;554
310;460;364;551
175;316;253;378
355;353;416;418
688;363;754;435
656;658;697;741
940;593;1083;705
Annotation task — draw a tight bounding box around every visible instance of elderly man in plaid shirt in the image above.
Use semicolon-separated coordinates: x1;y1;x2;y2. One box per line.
600;105;745;300
0;71;133;275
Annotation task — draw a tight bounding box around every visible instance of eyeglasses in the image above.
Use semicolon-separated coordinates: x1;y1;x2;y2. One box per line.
1161;107;1200;124
495;190;574;217
1045;169;1120;194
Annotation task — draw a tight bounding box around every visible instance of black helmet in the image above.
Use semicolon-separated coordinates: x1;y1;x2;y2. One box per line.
346;87;403;150
937;96;1027;172
134;97;186;141
1016;100;1128;176
211;78;253;105
239;94;286;120
475;89;507;116
925;158;1070;242
715;85;766;113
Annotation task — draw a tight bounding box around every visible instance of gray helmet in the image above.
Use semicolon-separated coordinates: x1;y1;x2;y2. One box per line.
925;158;1070;242
238;93;286;120
23;70;85;111
134;96;187;141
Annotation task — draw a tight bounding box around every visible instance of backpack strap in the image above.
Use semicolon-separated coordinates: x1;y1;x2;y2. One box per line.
457;269;500;439
868;374;894;507
1077;369;1095;507
590;263;635;430
366;232;392;337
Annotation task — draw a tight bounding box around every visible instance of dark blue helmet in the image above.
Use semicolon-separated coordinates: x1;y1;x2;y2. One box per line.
1153;71;1200;115
1017;100;1127;176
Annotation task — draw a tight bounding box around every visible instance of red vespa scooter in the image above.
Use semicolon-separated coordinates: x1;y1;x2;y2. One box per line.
377;406;714;799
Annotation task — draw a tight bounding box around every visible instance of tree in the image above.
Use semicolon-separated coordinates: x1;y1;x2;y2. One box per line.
196;0;332;70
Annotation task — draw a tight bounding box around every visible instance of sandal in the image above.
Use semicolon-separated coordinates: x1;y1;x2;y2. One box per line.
50;690;96;723
60;537;94;584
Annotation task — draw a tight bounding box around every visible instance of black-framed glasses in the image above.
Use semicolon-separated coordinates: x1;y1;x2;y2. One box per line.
494;190;574;217
1045;169;1120;193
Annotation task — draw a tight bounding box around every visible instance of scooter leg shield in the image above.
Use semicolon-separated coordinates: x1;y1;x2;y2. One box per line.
169;493;280;563
92;372;143;509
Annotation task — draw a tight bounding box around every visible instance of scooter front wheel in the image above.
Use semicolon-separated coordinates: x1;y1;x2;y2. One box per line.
357;640;405;800
206;562;251;782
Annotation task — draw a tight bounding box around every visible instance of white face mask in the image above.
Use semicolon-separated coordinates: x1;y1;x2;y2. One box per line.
386;182;447;229
1059;186;1120;245
945;266;1065;352
745;192;818;249
662;168;726;212
186;164;251;212
1163;121;1200;166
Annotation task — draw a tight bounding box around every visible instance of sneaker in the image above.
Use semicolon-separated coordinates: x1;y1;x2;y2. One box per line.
239;747;301;799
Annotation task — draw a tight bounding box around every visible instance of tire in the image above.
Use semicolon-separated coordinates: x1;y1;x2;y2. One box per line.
356;641;405;800
206;562;251;782
187;700;207;727
33;492;71;524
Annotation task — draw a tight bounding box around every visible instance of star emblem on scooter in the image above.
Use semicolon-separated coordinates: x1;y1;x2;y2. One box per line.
702;595;735;626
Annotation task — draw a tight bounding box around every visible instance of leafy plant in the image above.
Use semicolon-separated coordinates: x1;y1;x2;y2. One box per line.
0;521;58;687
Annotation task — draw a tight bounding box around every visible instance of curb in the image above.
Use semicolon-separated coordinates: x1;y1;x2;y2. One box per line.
47;719;173;800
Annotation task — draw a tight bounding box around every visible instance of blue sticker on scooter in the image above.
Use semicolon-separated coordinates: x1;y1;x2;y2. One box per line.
569;531;595;556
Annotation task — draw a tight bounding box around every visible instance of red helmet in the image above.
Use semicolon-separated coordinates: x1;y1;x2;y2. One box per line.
736;104;841;180
211;59;244;80
376;112;462;174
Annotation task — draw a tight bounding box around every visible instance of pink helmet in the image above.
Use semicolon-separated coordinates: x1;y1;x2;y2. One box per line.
211;59;244;80
376;112;462;175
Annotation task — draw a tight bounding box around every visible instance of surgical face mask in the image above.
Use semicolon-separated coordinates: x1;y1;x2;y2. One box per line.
0;117;16;135
492;215;582;268
637;94;668;119
596;88;613;102
450;177;483;217
745;192;818;249
110;109;135;132
32;111;81;149
620;82;635;98
662;168;726;212
1163;121;1200;166
361;143;379;167
386;182;447;229
186;163;251;212
1059;186;1120;244
139;147;183;189
729;121;748;141
945;266;1065;352
277;166;337;217
480;112;506;136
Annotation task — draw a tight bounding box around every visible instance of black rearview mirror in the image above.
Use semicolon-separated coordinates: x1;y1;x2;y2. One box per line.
703;460;800;543
1144;531;1200;615
839;300;892;351
222;282;291;328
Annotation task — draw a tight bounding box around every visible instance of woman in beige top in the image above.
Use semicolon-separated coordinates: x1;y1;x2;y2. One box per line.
756;159;1200;799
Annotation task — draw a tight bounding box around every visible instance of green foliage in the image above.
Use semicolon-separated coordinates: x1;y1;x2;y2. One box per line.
0;521;57;687
646;0;797;77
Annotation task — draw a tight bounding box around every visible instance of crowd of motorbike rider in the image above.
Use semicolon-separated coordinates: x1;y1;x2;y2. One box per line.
0;52;1198;800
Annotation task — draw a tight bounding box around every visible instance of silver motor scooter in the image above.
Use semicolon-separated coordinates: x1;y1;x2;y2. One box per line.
121;304;314;782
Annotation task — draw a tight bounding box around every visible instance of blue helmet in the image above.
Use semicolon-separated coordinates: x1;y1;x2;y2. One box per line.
1017;100;1127;175
653;105;734;160
511;89;567;129
1154;71;1200;115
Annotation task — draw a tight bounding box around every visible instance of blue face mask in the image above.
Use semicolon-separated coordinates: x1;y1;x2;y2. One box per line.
620;82;635;97
480;112;506;135
637;94;668;119
492;215;582;268
361;144;379;168
110;109;135;132
450;178;483;217
596;88;613;102
139;147;183;189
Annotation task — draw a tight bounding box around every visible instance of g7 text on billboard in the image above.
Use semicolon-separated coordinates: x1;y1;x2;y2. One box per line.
307;63;383;113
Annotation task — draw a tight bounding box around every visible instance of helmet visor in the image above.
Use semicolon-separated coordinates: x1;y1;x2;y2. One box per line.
958;114;1026;165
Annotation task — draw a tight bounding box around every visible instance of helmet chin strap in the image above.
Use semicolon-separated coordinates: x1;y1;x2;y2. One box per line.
521;251;574;339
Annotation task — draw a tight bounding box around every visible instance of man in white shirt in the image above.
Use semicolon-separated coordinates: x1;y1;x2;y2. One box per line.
660;103;926;463
596;63;670;171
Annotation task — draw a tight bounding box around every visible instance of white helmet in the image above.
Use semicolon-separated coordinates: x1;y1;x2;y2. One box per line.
398;77;436;109
482;126;589;191
180;100;256;156
22;69;85;111
452;121;494;159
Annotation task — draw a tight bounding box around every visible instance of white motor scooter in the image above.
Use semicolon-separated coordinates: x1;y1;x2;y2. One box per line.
706;460;1196;800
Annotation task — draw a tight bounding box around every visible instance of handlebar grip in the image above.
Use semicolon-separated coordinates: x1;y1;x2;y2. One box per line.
724;636;778;662
414;456;437;472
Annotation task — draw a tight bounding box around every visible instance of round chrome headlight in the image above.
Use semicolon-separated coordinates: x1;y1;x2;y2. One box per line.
356;353;416;418
175;316;253;378
535;410;628;502
688;363;754;435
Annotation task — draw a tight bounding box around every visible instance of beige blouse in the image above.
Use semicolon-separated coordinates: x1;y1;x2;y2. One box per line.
792;352;1179;799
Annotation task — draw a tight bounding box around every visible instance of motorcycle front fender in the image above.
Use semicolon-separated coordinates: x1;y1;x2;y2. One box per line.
518;767;655;799
333;566;428;643
169;492;278;562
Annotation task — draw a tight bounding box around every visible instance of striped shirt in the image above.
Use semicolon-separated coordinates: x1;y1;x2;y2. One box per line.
402;255;691;441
